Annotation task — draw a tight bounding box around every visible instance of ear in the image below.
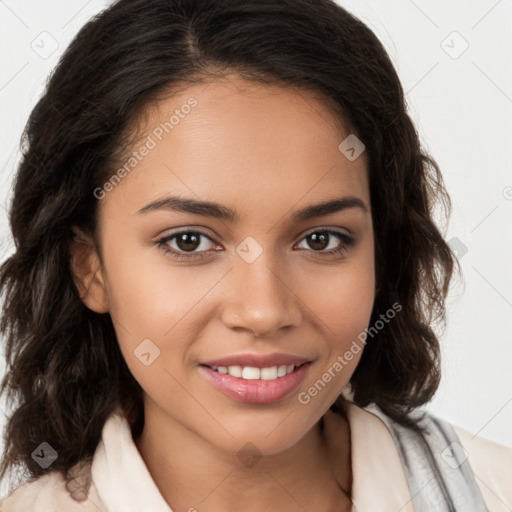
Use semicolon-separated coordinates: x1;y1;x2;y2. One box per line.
69;227;109;313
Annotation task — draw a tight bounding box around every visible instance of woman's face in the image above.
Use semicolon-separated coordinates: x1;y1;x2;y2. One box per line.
77;76;375;456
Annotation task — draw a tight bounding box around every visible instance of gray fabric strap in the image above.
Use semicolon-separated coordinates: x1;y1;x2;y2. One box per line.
367;405;489;512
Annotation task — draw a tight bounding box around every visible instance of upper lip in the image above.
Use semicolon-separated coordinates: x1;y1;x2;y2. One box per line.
201;353;311;368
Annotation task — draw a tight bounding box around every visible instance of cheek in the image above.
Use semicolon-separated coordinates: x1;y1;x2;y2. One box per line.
100;240;221;386
295;255;375;404
100;232;205;333
301;254;375;340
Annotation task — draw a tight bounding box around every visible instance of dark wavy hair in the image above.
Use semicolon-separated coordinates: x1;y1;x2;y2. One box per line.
0;0;459;488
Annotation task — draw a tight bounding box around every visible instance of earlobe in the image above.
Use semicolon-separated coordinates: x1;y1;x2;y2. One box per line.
69;228;109;314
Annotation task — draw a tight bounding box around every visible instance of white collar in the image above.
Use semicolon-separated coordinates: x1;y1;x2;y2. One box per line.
91;407;172;511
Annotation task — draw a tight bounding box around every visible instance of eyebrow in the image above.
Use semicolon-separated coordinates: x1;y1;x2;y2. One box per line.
138;194;369;222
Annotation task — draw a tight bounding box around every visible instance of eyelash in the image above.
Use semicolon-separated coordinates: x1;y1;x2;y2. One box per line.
155;228;356;261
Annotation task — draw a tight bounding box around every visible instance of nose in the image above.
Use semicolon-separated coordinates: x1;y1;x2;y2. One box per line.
221;250;302;338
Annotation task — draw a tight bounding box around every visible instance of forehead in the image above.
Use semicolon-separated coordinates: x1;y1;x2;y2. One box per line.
100;76;370;220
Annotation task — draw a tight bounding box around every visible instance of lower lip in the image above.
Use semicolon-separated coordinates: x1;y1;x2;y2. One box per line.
199;363;311;404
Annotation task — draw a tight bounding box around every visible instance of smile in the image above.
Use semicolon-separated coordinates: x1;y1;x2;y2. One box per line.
199;362;311;404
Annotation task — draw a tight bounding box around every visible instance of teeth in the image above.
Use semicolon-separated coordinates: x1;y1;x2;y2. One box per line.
211;364;296;380
242;367;260;379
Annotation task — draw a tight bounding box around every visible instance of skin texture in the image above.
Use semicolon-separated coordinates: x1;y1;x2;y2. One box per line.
70;75;375;511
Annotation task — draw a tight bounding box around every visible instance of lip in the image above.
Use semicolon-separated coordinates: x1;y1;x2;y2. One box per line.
201;352;311;368
199;362;311;404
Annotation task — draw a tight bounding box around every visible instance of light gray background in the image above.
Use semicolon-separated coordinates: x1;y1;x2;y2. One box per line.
1;0;511;495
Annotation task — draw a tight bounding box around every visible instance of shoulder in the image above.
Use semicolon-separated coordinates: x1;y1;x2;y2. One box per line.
377;405;512;511
0;461;105;512
453;423;512;511
339;398;512;511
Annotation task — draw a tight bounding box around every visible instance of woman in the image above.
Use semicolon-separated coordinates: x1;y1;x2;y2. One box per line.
0;0;510;510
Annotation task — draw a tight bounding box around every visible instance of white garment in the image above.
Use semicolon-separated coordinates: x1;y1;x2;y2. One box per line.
0;402;510;511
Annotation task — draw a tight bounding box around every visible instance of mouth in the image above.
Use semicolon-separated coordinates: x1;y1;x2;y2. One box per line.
199;361;312;404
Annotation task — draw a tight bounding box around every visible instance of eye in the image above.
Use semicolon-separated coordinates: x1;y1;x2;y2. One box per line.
156;229;220;261
295;229;355;257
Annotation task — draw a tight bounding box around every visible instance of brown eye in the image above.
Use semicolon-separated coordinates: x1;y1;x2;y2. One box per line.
296;229;355;255
157;229;219;260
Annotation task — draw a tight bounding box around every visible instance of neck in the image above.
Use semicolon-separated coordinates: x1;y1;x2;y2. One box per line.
134;401;352;512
